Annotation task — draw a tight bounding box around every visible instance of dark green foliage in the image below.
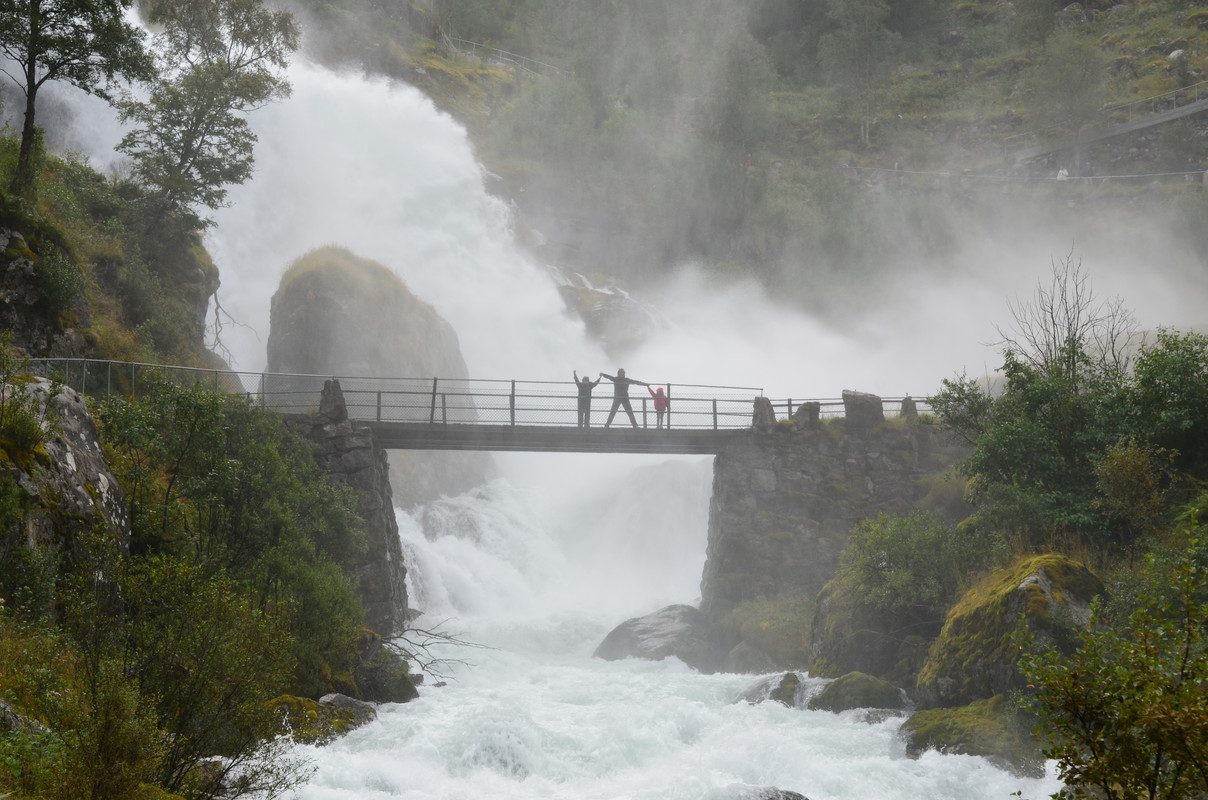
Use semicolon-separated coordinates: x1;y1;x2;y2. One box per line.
117;0;301;229
121;556;297;796
98;381;368;697
1132;328;1208;472
1020;531;1208;800
0;0;153;192
31;244;83;317
840;510;993;627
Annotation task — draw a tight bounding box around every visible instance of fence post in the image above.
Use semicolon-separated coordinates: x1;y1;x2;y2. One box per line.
510;381;516;426
82;361;88;394
712;398;718;430
429;378;438;423
107;362;112;398
788;398;793;418
641;397;647;428
132;363;136;398
442;393;448;424
376;391;382;423
667;385;672;429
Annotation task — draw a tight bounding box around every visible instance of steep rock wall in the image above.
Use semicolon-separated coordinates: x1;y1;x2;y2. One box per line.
700;396;967;624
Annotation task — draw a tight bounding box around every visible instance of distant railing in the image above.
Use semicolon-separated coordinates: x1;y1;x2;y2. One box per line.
27;358;924;432
445;36;568;78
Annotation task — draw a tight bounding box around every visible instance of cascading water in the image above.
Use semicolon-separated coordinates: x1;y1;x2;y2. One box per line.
22;53;1072;798
191;62;1065;799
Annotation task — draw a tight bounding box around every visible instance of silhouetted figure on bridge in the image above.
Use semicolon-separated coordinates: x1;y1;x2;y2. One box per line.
573;370;601;428
601;368;648;429
648;385;668;429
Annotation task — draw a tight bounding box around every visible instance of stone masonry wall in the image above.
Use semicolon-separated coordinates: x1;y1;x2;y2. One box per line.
289;379;408;636
699;394;966;623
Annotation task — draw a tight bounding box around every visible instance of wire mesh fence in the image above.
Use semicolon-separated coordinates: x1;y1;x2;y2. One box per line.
27;358;924;431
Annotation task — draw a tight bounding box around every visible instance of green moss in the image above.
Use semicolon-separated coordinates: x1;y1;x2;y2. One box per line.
769;672;801;707
916;554;1105;702
268;694;358;745
901;695;1044;776
808;671;904;711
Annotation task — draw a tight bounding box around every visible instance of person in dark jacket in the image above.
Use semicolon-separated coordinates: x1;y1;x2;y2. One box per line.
573;370;601;428
648;385;669;429
600;368;648;428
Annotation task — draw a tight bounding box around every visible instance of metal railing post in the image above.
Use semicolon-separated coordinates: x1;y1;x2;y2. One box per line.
641;397;647;428
667;385;672;429
712;399;718;430
107;362;112;398
376;391;382;423
510;381;516;426
429;378;438;423
441;393;447;424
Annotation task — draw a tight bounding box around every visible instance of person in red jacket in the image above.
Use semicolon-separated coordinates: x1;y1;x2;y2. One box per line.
648;385;669;429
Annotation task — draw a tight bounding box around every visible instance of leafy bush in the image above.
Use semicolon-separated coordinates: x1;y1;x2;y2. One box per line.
839;510;994;626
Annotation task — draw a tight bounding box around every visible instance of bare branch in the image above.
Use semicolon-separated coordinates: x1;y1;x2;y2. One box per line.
992;251;1139;383
387;618;494;682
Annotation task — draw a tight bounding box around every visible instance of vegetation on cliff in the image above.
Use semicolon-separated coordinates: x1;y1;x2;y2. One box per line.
0;362;387;799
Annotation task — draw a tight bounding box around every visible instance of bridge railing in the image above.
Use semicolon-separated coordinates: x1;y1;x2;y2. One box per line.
26;358;923;431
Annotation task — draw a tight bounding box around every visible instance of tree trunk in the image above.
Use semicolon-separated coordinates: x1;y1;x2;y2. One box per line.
14;65;39;193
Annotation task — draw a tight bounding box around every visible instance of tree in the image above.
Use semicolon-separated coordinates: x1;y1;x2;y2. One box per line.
994;254;1139;385
1020;534;1208;800
930;259;1139;549
817;0;899;146
116;0;300;229
0;0;152;192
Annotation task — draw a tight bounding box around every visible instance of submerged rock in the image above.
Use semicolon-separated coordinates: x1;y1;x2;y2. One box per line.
593;604;719;672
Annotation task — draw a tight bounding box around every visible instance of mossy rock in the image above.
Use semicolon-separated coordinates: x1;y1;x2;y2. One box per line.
808;568;932;680
769;672;801;707
915;554;1104;708
355;635;420;704
900;695;1045;778
268;694;360;745
807;671;905;712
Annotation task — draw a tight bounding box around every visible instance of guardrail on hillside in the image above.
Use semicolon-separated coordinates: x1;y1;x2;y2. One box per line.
27;358;924;431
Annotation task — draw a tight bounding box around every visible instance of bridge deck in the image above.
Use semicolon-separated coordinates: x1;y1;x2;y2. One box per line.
366;421;751;454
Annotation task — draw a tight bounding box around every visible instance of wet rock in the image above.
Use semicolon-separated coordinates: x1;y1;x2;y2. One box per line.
808;671;906;712
593;604;719;672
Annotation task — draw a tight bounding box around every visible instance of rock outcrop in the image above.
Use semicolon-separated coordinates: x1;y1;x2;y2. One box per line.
1;379;130;610
593;604;720;672
267;245;490;507
288;379;408;636
915;553;1104;708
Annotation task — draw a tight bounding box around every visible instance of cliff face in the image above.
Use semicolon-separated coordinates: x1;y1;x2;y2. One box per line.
267;245;491;506
0;379;129;612
700;398;968;624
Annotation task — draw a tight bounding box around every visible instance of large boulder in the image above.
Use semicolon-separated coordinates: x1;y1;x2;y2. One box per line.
267;245;490;507
593;604;720;672
915;554;1104;708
